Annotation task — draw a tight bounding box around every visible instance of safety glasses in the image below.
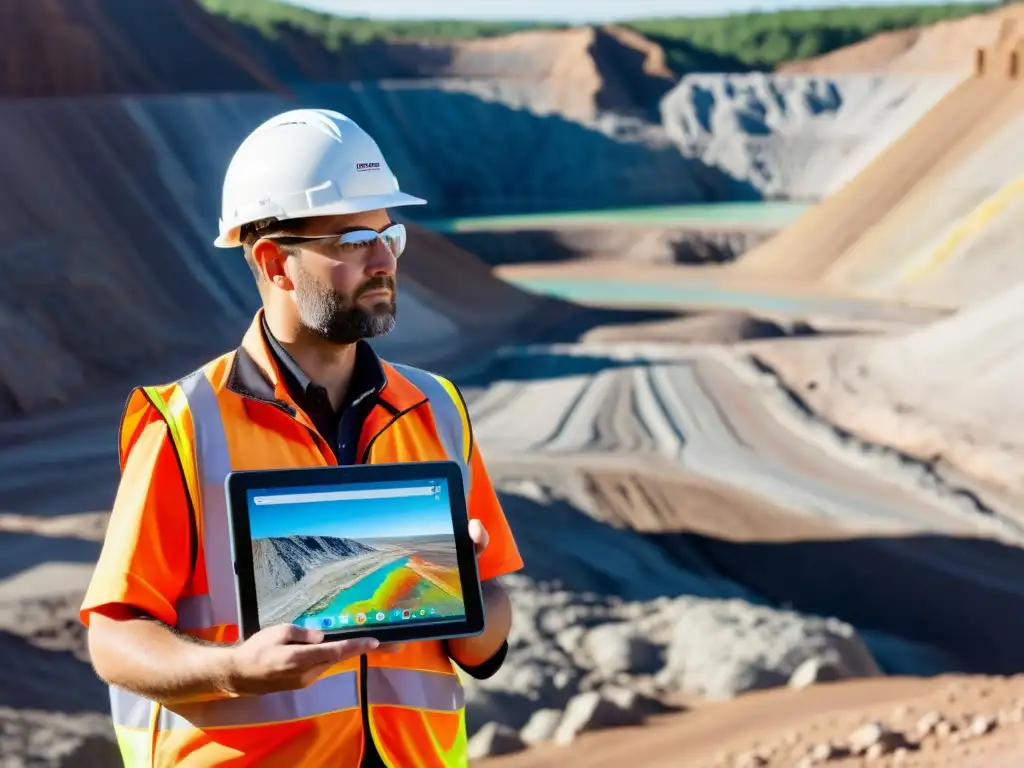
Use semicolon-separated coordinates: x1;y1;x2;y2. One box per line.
263;222;407;258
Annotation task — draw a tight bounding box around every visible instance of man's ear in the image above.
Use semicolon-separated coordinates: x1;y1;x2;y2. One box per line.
253;240;294;291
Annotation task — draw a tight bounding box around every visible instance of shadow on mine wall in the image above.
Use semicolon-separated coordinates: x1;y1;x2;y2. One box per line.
498;490;1024;677
0;82;755;417
652;531;1024;677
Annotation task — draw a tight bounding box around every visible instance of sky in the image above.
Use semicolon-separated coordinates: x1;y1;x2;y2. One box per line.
291;0;991;22
248;479;454;540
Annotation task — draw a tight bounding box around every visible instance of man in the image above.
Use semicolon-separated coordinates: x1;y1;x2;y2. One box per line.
80;108;523;767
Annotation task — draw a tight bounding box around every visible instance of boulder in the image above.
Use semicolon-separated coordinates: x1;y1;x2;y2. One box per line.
552;691;643;746
583;623;661;676
520;709;563;745
661;598;880;700
467;722;526;760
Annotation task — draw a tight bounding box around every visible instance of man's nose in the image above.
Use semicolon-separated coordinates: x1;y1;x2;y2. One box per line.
366;238;397;275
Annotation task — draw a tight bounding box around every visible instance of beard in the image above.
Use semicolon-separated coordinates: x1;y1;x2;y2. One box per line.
293;269;397;345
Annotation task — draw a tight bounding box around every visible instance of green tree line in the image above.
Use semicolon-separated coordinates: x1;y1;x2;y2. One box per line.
631;4;996;70
199;0;999;71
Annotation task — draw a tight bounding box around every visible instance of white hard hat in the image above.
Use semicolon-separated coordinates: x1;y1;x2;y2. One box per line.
214;108;427;248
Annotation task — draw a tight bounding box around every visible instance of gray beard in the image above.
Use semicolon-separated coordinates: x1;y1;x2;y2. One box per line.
295;276;397;345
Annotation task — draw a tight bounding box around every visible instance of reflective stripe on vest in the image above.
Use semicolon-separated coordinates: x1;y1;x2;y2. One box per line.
389;363;472;494
175;368;237;630
110;668;463;730
365;667;465;711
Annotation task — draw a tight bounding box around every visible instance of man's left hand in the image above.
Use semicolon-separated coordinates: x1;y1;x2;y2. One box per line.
445;519;512;670
468;519;489;557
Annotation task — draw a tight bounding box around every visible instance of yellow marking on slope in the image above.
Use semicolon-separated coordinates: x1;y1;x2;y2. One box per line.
900;176;1024;284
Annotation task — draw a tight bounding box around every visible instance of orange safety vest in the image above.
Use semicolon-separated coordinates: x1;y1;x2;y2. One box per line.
109;318;474;768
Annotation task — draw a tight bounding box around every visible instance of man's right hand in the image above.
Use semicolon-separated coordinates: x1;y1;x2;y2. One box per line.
222;624;378;696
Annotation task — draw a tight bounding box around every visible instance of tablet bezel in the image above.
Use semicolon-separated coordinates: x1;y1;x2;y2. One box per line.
225;460;484;643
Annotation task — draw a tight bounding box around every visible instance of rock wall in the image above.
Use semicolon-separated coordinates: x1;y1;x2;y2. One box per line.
0;90;591;418
661;72;961;200
0;0;285;96
252;536;376;601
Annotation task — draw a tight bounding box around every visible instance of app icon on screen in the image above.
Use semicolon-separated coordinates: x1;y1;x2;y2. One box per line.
321;617;333;629
375;611;386;622
402;609;410;619
419;609;426;616
338;614;350;625
391;609;402;620
356;613;367;625
429;607;436;615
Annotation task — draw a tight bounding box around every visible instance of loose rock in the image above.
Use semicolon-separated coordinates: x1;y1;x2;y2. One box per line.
847;722;910;756
806;741;848;763
733;750;768;767
661;598;880;700
583;623;661;676
915;710;945;738
466;722;526;760
598;684;670;716
552;692;642;746
789;655;846;689
968;714;996;737
519;709;563;745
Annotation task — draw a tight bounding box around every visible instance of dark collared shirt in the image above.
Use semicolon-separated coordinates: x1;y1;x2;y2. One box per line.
262;317;385;464
260;320;507;766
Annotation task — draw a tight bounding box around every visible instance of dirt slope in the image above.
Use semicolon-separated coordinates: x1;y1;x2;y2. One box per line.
819;85;1024;302
0;0;285;96
393;25;676;121
0;0;676;122
0;94;572;419
756;276;1024;499
780;3;1024;75
734;52;1024;300
482;674;1024;768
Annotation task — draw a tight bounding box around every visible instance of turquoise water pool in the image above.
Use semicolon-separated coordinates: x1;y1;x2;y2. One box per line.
421;201;809;231
504;276;947;324
511;278;812;312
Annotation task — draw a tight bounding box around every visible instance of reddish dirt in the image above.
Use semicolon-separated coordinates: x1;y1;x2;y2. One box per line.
734;71;1024;285
779;4;1024;75
481;675;1024;768
0;0;284;96
0;1;674;119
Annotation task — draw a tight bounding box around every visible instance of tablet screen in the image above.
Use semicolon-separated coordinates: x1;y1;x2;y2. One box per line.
246;477;466;632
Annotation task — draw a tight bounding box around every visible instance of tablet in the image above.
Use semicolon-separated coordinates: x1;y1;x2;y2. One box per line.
225;461;485;643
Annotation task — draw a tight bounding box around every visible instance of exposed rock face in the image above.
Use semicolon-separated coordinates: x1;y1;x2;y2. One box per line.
252;536;377;599
661;72;959;199
0;0;282;97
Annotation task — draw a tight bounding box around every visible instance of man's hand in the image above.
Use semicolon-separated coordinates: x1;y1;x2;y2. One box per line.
223;624;378;696
469;518;489;557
